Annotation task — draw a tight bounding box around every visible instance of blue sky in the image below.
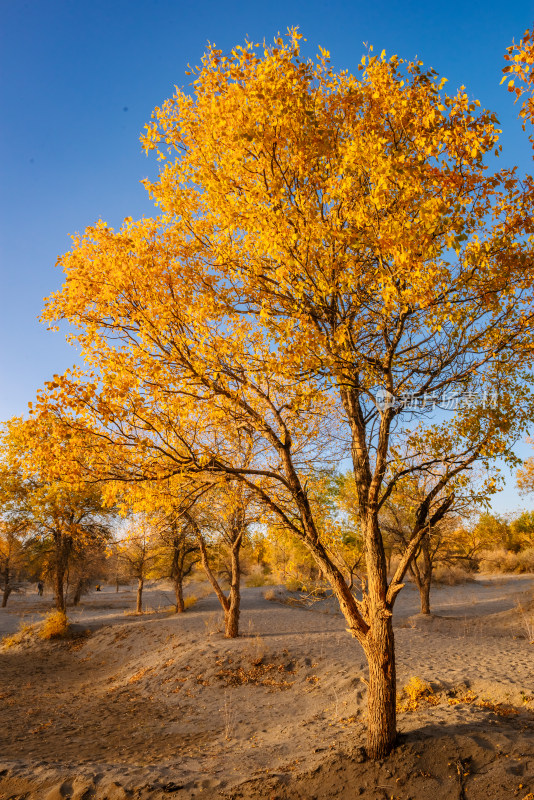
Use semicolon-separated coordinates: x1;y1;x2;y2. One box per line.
1;0;533;513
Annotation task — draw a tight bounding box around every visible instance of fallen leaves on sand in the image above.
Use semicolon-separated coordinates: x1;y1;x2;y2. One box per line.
215;657;297;689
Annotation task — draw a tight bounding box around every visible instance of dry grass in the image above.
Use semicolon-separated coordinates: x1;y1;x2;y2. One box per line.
432;566;475;585
2;610;69;647
215;657;297;689
2;622;37;649
516;601;534;643
204;611;224;635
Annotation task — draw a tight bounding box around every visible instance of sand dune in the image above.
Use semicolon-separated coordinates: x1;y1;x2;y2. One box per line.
0;577;533;799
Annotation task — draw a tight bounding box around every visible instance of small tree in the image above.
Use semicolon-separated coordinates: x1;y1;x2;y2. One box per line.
67;530;110;605
155;511;199;612
117;517;163;612
186;479;259;638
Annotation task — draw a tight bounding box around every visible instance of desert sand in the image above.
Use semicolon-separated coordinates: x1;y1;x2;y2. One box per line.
0;575;533;800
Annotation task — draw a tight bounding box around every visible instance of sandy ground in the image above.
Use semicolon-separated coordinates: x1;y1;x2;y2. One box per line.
0;576;533;800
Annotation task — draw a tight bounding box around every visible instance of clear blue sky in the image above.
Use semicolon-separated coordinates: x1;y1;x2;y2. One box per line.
1;0;533;513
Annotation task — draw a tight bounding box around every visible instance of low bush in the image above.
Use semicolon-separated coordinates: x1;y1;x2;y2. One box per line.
40;610;69;640
479;547;534;574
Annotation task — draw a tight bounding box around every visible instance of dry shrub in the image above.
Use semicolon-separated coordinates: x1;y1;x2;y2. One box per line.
245;572;273;588
479;548;534;574
246;633;266;666
40;610;69;640
432;565;475;585
398;676;440;712
183;595;198;609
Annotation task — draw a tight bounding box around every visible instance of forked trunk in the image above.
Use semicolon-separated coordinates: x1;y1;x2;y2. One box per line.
136;576;144;613
196;527;242;638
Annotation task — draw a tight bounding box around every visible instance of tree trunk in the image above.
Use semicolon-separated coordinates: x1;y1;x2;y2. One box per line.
420;535;432;615
363;617;397;759
2;563;10;608
55;564;66;612
54;534;71;613
195;528;241;638
171;534;186;612
72;578;85;606
2;585;12;608
361;512;397;759
420;575;431;615
174;576;185;613
225;543;241;638
411;534;433;615
136;576;144;613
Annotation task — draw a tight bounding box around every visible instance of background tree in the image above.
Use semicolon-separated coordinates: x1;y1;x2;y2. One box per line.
116;516;164;612
0;517;29;607
37;32;534;757
153;510;199;612
509;510;534;550
0;416;114;612
66;530;110;605
186;478;260;638
380;469;485;614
